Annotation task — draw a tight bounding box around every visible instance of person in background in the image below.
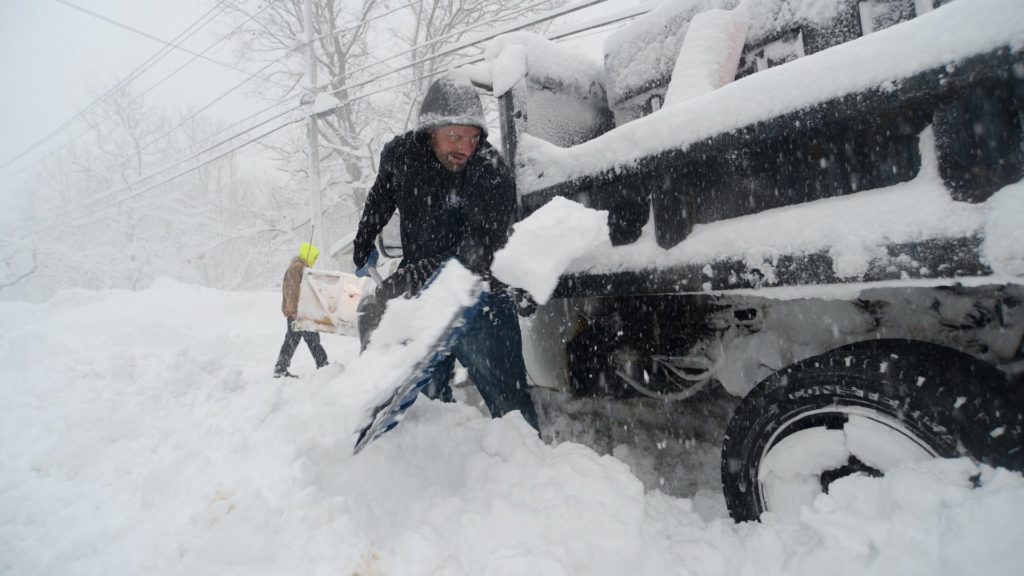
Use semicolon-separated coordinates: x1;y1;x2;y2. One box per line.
352;74;540;431
274;242;328;378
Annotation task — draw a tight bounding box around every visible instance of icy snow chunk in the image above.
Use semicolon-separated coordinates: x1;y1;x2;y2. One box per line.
491;197;610;304
472;31;605;98
664;4;749;106
487;44;528;97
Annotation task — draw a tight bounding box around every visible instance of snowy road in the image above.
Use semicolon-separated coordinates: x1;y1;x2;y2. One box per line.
2;279;1022;575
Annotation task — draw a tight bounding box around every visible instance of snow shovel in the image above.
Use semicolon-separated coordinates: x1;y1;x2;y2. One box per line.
352;261;485;454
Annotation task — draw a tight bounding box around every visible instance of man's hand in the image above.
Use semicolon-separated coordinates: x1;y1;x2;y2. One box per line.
355;248;379;278
374;258;441;301
514;288;538;318
374;271;408;302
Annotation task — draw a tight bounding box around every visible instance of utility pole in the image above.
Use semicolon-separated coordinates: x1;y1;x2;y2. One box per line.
303;0;325;265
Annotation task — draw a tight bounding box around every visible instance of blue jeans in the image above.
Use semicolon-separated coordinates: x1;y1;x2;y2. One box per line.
421;290;540;432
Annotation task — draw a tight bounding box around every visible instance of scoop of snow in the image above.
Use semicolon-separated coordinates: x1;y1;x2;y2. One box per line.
491;197;610;304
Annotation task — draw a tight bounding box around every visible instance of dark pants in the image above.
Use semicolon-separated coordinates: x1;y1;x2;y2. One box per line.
275;319;328;372
359;290;540;431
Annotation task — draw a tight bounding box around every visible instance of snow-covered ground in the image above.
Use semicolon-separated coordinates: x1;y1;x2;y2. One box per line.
2;279;1023;575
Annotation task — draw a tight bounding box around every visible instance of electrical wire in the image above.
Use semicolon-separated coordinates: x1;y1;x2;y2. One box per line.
0;0;232;174
12;0;429;219
21;102;303;230
47;115;306;232
1;0;288;187
309;0;421;44
16;0;643;238
4;0;419;189
325;0;610;99
54;0;235;69
316;0;557;94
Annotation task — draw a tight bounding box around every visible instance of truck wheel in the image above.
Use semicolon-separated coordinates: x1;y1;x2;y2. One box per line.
721;339;1024;523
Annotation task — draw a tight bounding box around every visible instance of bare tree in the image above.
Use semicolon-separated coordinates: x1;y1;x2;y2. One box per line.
0;243;36;293
14;82;270;295
228;0;566;216
397;0;565;129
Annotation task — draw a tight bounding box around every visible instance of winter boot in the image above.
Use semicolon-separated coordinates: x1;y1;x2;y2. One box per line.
274;368;298;378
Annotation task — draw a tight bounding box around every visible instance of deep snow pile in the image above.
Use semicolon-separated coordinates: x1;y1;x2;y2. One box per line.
1;279;1023;574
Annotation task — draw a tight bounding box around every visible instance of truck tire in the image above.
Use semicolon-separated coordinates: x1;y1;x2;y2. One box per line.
721;339;1024;523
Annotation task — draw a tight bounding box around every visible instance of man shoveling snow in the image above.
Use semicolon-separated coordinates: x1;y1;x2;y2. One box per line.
350;75;541;440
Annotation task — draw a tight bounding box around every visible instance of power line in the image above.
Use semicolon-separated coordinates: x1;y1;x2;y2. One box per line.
316;0;556;94
26;102;303;230
1;0;286;186
35;115;306;233
16;0;421;218
325;0;610;99
310;0;421;44
20;55;491;237
6;0;559;188
135;54;290;158
17;0;640;237
54;0;235;69
0;0;232;175
548;4;649;41
4;0;426;188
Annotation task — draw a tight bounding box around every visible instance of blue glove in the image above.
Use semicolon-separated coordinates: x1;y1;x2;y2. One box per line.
355;248;379;278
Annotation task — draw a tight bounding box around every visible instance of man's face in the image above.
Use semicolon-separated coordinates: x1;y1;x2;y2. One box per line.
430;125;481;172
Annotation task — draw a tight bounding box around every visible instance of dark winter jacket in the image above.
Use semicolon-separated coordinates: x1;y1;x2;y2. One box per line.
353;130;516;294
281;257;306;318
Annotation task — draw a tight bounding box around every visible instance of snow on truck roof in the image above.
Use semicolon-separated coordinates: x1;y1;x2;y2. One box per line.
516;0;1024;194
603;0;855;106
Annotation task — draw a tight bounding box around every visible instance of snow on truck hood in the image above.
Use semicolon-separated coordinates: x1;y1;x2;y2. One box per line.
516;0;1024;193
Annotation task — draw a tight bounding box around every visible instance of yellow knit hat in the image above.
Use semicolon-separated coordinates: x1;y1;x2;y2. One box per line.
298;242;320;266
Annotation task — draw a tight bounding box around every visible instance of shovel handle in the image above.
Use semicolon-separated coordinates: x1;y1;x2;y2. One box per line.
368;266;383;284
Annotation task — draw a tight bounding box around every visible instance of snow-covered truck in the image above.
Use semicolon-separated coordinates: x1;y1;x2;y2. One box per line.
473;0;1024;522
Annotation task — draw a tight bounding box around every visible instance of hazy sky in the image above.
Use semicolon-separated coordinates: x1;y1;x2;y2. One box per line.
0;0;266;203
0;0;635;217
